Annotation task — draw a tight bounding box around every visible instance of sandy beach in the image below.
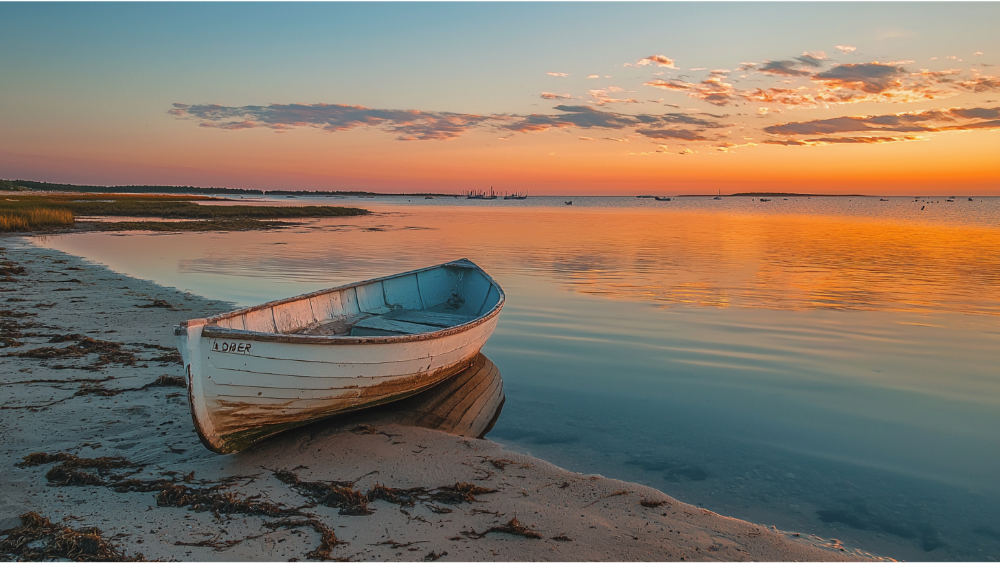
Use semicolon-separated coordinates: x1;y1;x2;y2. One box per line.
1;237;885;561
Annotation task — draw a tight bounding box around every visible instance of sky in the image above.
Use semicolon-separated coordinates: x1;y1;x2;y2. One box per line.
1;2;999;195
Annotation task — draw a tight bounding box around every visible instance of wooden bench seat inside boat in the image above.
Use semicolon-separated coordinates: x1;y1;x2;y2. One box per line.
294;308;476;337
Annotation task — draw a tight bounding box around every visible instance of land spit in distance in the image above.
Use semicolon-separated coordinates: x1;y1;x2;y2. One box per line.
0;240;876;562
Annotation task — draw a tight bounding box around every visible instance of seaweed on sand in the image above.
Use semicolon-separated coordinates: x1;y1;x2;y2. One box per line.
264;518;344;560
141;374;185;388
461;517;542;540
0;512;143;561
5;335;139;369
275;470;373;516
22;453;302;519
275;470;497;515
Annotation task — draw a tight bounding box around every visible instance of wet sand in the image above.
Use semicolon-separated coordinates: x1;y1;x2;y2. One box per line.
0;238;885;561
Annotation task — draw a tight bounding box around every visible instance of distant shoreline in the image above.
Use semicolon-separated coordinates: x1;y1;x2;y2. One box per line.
4;179;996;199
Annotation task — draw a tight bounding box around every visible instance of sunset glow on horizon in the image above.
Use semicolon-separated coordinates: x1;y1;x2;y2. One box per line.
2;3;998;195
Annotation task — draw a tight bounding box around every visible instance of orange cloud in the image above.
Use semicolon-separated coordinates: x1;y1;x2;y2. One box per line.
765;135;922;146
812;62;908;93
763;106;1000;137
637;55;678;69
644;77;736;106
955;76;1000;92
540;92;572;100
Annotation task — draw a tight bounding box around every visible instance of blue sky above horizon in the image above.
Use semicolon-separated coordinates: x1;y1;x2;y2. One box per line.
2;2;999;194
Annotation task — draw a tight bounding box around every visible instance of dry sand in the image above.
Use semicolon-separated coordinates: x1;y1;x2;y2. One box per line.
0;237;888;561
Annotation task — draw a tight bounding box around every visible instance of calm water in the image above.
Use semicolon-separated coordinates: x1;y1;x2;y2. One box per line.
32;196;1000;561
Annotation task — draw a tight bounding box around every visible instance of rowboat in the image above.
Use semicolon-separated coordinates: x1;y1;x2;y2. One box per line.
174;259;505;454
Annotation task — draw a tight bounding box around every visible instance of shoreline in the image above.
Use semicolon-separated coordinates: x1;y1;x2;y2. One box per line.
1;238;884;561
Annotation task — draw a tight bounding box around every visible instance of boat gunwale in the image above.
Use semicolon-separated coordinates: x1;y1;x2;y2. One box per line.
175;259;505;346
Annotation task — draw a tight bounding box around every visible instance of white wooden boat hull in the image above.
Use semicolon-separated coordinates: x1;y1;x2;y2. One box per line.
175;259;504;454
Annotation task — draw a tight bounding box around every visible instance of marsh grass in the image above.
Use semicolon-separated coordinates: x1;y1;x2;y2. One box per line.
0;208;75;232
90;219;291;232
0;193;368;232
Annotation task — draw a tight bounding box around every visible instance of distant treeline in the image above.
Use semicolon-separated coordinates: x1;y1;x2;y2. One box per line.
729;192;867;197
6;179;455;197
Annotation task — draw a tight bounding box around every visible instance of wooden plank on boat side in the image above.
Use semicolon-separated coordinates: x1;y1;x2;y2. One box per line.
417;268;458;309
384;274;423;310
352;316;439;335
273;299;315;333
308;291;346;323
386;309;475;328
356;282;387;313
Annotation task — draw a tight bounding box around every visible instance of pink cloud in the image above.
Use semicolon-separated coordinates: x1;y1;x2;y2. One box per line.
637;55;678;69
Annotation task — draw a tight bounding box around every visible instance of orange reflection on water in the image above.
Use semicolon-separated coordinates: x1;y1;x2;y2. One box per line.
34;203;1000;316
353;205;1000;315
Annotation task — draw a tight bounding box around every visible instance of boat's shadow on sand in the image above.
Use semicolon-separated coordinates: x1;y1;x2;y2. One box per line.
261;353;505;449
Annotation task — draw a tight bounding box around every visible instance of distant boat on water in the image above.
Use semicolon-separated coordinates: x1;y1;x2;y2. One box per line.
713;190;722;200
880;198;889;201
654;196;671;201
467;187;498;200
636;195;654;199
503;191;528;200
565;201;573;205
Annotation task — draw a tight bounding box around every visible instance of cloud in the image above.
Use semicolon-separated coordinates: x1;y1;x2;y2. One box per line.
169;102;497;141
501;105;724;135
547;72;569;77
912;68;962;78
579;136;596;141
638;129;711;141
765;135;921;146
637;55;678;69
974;52;983;56
588;89;639;105
758;60;813;77
835;45;857;54
588;74;600;79
812;62;909;93
644;77;737;106
540;92;572;100
796;51;829;67
955;76;1000;92
763;106;1000;136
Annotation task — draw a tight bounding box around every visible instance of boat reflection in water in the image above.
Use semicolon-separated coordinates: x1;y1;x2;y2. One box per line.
287;353;505;443
383;353;504;438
